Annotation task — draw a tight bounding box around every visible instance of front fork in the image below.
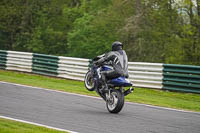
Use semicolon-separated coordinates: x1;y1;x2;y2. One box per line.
106;89;111;100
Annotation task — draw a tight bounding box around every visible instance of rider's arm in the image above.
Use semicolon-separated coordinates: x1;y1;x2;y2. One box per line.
96;52;114;65
96;57;106;65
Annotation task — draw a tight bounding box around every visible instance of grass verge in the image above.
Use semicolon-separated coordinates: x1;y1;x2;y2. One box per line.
0;70;200;112
0;118;68;133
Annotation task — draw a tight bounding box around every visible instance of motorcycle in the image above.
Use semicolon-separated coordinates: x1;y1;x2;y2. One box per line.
84;54;134;113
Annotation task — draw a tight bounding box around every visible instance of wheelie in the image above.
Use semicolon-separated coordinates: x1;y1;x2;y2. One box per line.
84;42;134;113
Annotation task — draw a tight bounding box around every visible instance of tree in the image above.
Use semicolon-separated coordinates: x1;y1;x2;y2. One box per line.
0;0;199;65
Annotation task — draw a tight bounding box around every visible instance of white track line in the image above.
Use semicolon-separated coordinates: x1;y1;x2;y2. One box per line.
0;115;78;133
126;102;200;114
0;81;199;114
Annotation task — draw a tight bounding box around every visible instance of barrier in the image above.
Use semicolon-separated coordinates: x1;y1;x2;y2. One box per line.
163;64;200;93
0;50;7;69
0;50;200;93
128;62;163;89
58;56;89;81
32;53;59;76
6;51;32;72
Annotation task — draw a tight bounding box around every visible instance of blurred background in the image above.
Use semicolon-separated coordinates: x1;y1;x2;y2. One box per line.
0;0;199;65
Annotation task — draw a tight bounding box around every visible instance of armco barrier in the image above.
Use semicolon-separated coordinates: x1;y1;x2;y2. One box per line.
0;50;7;69
163;64;200;93
32;53;59;76
128;62;163;89
6;51;32;72
0;50;200;93
58;56;89;81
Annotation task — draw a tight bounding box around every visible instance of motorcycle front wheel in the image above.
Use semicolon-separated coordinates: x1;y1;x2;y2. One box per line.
106;89;124;113
84;70;96;91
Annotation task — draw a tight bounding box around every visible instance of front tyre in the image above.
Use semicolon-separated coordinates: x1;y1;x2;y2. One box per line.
84;71;95;91
106;89;124;113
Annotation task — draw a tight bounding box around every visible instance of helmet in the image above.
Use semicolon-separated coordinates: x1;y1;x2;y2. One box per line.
112;41;123;51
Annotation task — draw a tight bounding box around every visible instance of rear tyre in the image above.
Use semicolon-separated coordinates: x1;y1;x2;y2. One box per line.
84;71;95;91
106;89;124;113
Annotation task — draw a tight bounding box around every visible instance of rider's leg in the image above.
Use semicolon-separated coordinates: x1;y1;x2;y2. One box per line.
100;71;108;92
106;70;120;79
100;70;120;92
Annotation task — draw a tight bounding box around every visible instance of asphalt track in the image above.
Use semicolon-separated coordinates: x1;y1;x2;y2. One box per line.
0;81;200;133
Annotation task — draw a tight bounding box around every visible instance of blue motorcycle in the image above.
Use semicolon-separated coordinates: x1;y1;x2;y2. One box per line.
84;55;134;113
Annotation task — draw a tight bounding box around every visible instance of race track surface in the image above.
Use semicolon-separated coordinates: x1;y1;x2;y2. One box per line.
0;81;200;133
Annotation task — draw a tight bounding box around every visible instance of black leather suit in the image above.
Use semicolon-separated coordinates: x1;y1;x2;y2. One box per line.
97;50;129;83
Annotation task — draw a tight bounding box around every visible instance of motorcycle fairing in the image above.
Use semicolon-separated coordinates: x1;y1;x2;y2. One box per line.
109;77;132;87
101;65;132;87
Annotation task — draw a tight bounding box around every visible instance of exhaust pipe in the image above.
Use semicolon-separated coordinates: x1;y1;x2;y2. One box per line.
124;87;134;96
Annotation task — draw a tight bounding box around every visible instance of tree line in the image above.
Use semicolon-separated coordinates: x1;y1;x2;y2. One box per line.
0;0;200;65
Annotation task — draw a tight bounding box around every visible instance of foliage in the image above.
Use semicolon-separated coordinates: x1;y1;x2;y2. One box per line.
0;0;200;65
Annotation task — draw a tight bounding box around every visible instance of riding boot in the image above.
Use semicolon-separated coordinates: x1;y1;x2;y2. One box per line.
101;72;109;93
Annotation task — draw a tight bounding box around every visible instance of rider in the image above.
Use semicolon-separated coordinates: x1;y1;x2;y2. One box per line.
96;41;129;92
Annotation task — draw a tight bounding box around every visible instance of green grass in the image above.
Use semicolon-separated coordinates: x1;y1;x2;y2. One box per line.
0;118;68;133
0;70;200;112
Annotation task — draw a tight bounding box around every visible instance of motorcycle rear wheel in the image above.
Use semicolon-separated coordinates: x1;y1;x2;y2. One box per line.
106;89;124;113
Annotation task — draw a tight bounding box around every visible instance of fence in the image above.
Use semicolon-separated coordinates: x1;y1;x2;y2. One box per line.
0;50;199;93
6;51;32;72
32;53;59;76
58;56;89;81
163;64;200;93
128;62;163;89
0;50;7;69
